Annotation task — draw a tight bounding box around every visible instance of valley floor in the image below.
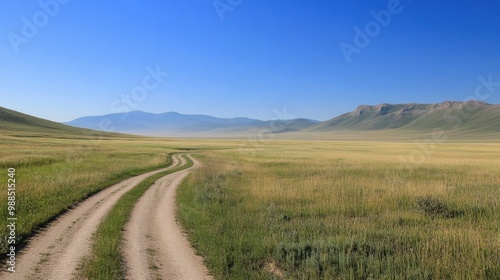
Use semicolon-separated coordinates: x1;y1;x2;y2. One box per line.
1;133;499;279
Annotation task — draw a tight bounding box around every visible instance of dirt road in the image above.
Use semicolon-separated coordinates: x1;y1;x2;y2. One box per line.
123;155;213;280
0;155;181;280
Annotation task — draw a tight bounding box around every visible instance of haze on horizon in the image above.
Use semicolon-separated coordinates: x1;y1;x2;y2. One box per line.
1;1;500;122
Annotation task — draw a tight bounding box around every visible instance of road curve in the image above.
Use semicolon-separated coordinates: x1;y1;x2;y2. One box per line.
123;155;213;280
0;155;181;280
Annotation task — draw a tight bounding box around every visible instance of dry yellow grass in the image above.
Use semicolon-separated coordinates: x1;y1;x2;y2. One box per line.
178;140;500;279
2;130;499;279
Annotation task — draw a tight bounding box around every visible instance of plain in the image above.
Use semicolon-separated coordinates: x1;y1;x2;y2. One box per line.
0;119;499;278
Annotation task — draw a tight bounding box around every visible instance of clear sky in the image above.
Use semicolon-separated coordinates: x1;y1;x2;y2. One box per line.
1;1;500;122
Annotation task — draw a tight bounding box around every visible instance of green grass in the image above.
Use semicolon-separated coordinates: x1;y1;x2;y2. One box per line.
177;141;500;279
0;137;182;255
80;154;194;279
0;131;212;254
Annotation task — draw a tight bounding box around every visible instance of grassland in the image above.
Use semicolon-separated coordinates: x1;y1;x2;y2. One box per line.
1;109;499;279
177;141;500;279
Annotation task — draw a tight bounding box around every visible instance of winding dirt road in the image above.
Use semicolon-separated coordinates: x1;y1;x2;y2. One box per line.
123;155;213;280
0;155;182;280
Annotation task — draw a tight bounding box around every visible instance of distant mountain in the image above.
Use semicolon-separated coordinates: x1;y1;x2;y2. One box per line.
310;101;500;133
65;111;320;136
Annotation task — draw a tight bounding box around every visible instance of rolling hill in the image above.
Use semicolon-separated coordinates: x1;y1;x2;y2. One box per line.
310;100;500;133
0;106;123;138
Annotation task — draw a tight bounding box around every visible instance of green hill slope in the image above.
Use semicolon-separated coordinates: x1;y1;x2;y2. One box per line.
311;101;500;134
0;106;121;138
403;104;500;132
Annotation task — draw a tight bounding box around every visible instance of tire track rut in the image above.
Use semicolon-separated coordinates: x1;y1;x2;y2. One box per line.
0;155;181;280
123;155;212;280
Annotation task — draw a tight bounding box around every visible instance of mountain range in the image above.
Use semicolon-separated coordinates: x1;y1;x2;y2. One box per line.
63;100;500;137
64;111;320;136
1;100;499;139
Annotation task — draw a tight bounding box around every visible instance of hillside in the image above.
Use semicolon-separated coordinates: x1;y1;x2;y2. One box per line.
0;106;122;138
311;101;500;133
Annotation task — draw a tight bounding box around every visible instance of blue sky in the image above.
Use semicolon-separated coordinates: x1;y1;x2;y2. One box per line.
1;1;500;122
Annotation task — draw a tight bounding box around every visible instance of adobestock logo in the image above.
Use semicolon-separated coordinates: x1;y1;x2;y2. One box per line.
110;65;169;123
340;0;411;64
8;0;70;54
213;0;243;21
75;64;169;149
397;73;499;177
238;107;296;157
